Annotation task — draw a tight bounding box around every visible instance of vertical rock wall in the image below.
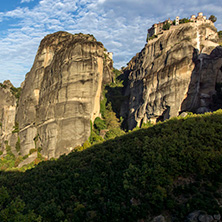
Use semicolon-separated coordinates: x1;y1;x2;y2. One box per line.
15;32;113;158
0;81;17;154
121;22;222;130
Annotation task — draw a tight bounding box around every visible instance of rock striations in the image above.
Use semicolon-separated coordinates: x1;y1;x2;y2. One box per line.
0;81;17;154
1;31;113;158
1;22;222;158
121;22;222;129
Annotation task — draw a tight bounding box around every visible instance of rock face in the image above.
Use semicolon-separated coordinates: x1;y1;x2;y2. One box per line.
121;22;222;129
15;32;113;158
0;81;17;153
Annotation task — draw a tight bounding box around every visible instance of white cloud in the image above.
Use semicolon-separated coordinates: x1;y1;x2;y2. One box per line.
0;0;221;86
21;0;34;3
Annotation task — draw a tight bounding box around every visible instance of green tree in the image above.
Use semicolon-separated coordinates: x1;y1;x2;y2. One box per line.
0;186;41;221
179;18;190;24
163;22;171;30
103;103;120;129
209;15;217;23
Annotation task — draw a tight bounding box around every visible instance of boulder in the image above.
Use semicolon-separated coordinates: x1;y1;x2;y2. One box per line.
151;215;166;222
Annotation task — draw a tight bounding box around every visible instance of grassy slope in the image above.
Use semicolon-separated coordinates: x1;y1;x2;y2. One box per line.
1;110;222;221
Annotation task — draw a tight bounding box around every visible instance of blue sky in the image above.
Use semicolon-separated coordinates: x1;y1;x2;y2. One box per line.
0;0;222;86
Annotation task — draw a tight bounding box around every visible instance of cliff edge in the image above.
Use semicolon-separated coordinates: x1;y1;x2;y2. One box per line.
121;22;222;129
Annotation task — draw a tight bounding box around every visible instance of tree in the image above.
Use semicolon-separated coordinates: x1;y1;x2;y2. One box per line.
163;22;171;30
218;31;222;39
209;15;217;23
179;18;190;24
0;186;41;221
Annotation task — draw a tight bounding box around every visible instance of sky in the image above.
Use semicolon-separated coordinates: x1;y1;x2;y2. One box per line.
0;0;221;86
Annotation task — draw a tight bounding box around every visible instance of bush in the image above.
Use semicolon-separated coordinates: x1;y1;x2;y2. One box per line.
94;117;107;132
10;86;21;100
163;22;171;30
29;149;37;155
89;131;104;144
104;128;125;140
179;18;190;24
12;122;19;134
218;31;222;39
209;15;217;23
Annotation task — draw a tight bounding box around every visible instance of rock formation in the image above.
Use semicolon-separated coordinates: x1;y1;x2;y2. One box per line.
0;81;17;154
121;22;222;129
0;31;113;158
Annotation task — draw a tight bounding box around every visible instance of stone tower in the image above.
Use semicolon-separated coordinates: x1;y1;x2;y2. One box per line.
176;16;179;25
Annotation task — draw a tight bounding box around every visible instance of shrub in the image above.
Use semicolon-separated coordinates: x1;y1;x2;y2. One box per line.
29;149;37;155
179;18;190;24
209;15;217;23
10;86;21;99
89;131;104;144
104;128;125;140
12;122;19;134
163;23;171;30
94;117;107;132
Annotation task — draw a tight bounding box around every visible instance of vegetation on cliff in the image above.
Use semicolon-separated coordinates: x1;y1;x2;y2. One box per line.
0;110;222;221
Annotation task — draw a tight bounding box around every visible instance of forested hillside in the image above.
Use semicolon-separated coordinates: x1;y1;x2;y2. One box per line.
1;110;222;221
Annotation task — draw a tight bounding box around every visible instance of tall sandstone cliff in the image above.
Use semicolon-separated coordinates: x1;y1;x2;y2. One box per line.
1;32;113;158
0;81;17;154
121;22;222;129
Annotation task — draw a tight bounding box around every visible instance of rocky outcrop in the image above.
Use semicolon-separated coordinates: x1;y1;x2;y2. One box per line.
121;22;222;129
0;81;17;154
186;211;221;222
15;32;113;158
150;211;221;222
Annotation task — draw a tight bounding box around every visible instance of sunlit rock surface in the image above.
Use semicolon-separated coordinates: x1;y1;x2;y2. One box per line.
121;22;222;129
16;32;113;158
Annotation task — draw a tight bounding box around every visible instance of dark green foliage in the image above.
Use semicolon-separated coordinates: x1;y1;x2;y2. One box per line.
89;130;104;144
0;186;41;221
112;68;122;81
218;31;222;46
102;69;126;120
103;103;121;129
179;18;190;24
163;22;171;30
94;117;107;132
209;15;217;23
212;83;222;110
0;111;222;221
0;83;7;89
10;86;21;100
12;122;19;134
0;144;16;170
29;149;37;155
147;34;158;42
104;127;125;140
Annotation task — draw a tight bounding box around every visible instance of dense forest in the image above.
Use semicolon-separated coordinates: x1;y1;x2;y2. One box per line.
1;109;222;221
